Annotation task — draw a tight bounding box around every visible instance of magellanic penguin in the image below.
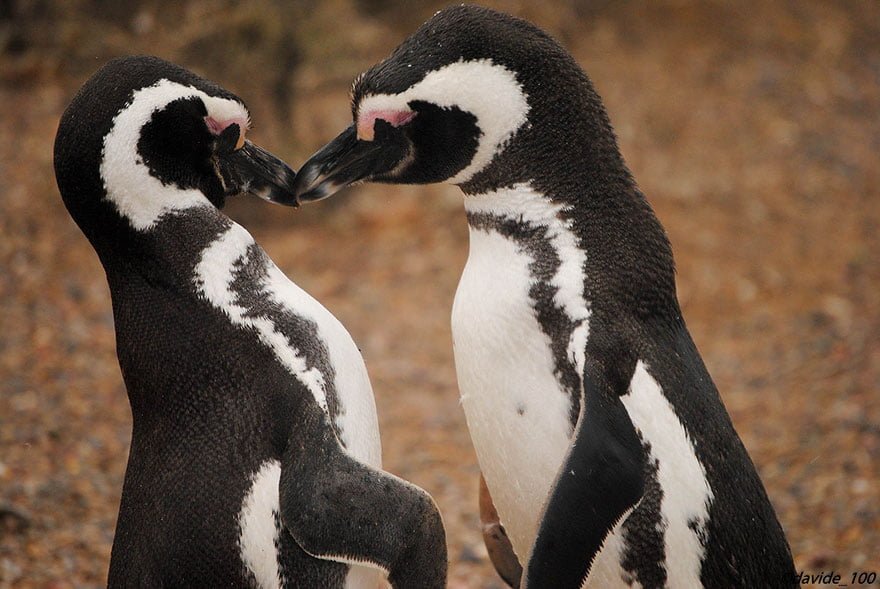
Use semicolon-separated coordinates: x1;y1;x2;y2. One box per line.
54;55;446;588
284;6;797;589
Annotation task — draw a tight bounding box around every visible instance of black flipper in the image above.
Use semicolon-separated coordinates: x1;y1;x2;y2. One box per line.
479;474;523;588
523;366;646;588
279;405;447;589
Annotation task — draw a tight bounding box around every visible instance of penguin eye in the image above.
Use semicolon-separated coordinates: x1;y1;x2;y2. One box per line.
213;122;246;153
205;115;248;151
356;108;416;141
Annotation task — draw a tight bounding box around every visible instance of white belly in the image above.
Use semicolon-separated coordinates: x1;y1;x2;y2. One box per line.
452;227;574;560
452;186;713;585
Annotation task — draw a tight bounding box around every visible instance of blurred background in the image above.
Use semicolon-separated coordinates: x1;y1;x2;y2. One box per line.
1;1;878;587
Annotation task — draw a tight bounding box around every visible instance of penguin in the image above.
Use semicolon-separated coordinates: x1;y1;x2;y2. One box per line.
282;6;797;588
53;55;446;588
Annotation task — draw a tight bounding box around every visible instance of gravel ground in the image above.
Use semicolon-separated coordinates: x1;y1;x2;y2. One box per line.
1;2;878;587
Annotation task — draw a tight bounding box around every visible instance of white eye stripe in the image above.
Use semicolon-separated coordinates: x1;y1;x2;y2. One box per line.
100;79;249;231
357;58;530;184
203;94;251;129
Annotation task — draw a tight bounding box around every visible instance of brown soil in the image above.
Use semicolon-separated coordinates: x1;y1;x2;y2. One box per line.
1;1;878;587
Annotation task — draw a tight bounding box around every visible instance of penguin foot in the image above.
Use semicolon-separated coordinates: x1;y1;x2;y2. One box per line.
479;474;523;588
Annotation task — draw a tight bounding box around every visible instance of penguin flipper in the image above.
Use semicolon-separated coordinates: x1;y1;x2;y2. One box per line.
279;409;447;589
523;366;646;589
479;473;523;588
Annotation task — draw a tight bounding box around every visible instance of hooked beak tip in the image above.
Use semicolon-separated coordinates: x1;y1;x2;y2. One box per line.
252;173;301;208
299;183;339;204
289;164;339;204
260;188;301;208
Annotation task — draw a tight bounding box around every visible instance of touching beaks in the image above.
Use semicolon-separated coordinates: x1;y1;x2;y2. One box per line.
215;133;300;207
288;118;412;205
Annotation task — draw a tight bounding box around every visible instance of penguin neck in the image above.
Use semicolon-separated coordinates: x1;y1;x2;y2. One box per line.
101;203;233;289
463;183;566;223
457;64;679;317
461;178;680;325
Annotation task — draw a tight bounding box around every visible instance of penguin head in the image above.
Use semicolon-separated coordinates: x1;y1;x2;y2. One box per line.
54;55;297;245
289;5;619;203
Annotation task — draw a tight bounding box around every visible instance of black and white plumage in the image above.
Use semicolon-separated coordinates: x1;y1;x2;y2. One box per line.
53;55;446;588
288;6;796;589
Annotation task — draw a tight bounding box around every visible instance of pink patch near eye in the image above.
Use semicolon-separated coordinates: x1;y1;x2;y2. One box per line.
357;109;416;141
205;115;250;136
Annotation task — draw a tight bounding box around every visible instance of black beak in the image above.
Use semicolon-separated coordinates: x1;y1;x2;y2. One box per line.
217;139;299;207
287;122;410;205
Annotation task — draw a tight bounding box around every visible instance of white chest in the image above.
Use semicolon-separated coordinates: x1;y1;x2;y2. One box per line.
452;226;576;560
452;183;590;560
452;185;715;585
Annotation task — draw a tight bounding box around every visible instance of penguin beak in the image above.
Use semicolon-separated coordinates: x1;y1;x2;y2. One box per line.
285;122;410;205
217;140;300;207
